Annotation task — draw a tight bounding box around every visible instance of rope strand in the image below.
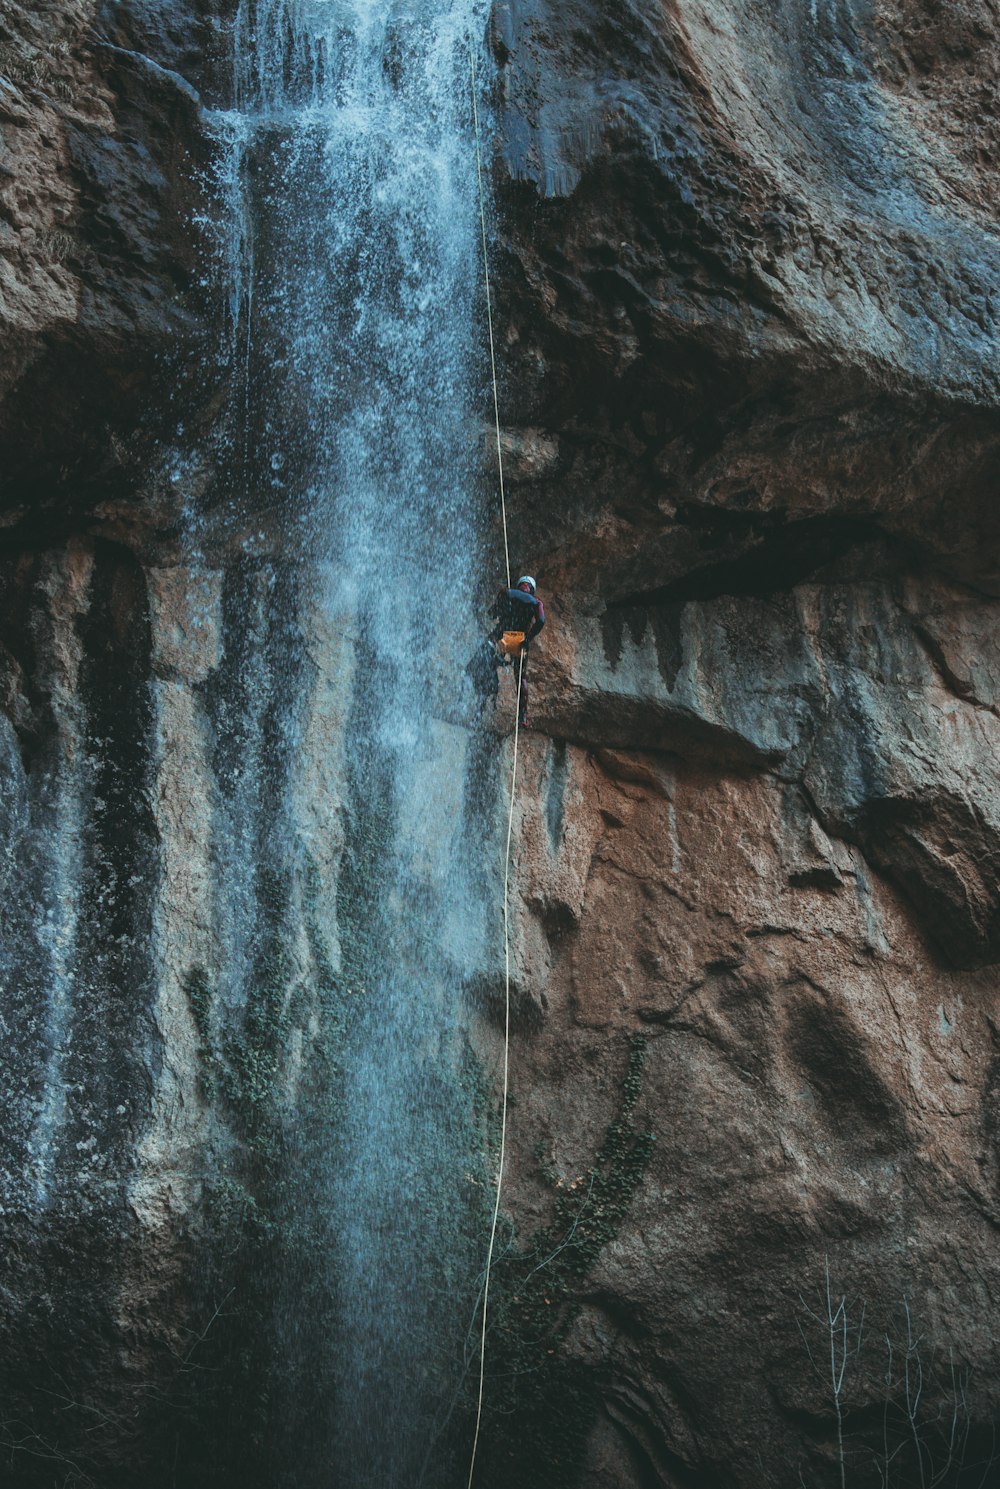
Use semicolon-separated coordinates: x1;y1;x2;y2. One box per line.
470;43;511;591
467;652;522;1489
467;39;518;1488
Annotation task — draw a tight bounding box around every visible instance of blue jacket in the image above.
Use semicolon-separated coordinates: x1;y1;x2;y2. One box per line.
491;587;546;642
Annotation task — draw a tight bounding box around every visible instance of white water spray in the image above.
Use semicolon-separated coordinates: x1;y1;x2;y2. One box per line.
213;2;499;1482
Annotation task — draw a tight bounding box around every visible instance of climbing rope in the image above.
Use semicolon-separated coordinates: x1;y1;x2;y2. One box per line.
467;39;519;1489
467;655;521;1489
469;42;511;591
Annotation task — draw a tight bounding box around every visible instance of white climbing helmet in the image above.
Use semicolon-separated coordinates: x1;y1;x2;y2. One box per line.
517;575;536;594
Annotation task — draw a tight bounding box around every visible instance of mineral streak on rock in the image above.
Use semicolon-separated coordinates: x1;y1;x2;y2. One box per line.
0;0;1000;1486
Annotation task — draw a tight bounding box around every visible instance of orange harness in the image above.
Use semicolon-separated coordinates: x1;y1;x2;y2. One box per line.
496;630;526;659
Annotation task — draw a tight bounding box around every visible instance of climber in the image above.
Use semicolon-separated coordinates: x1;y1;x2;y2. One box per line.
470;575;546;728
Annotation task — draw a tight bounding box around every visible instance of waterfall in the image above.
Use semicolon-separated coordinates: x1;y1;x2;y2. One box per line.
206;1;499;1483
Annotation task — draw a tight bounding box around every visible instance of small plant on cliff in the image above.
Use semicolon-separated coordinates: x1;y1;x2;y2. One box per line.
798;1268;999;1488
799;1256;862;1489
457;1035;656;1489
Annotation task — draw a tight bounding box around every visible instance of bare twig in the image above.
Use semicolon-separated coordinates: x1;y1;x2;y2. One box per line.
825;1255;848;1489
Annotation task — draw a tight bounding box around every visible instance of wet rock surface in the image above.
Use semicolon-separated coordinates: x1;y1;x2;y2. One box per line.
1;0;1000;1486
0;0;225;522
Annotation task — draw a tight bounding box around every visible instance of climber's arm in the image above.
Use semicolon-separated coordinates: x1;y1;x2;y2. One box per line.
527;598;546;641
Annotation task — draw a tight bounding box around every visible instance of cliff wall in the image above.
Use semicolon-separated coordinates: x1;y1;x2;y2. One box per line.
484;1;1000;1481
0;1;999;1485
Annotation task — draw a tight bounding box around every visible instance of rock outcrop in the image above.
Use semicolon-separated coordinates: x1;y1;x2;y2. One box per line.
0;0;232;527
485;1;1000;1483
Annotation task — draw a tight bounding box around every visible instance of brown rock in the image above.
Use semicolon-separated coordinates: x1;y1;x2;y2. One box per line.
478;0;1000;1480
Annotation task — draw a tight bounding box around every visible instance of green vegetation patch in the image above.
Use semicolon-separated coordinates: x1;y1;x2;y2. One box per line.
474;1035;656;1489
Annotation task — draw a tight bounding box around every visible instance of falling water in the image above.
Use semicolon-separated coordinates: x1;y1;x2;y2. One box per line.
209;1;499;1483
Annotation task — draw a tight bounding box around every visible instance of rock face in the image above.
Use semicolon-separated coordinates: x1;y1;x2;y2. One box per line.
0;0;233;524
2;0;1000;1487
484;0;1000;1483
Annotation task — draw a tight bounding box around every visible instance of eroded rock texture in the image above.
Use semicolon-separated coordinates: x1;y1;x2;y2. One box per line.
1;0;1000;1487
0;0;228;519
486;0;1000;1483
